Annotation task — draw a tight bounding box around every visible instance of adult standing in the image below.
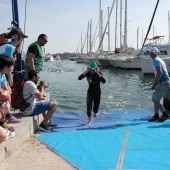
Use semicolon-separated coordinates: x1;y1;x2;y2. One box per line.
24;34;48;79
148;47;170;122
78;62;106;126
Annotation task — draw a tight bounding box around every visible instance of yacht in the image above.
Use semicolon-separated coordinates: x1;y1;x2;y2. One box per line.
140;43;170;75
44;53;54;62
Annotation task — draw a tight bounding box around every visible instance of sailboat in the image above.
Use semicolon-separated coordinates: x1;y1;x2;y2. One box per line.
108;0;142;69
140;36;170;75
139;2;170;75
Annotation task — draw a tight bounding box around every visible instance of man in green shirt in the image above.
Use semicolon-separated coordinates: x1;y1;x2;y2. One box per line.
24;34;48;79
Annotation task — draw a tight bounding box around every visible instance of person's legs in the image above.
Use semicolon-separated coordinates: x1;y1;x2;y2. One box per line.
150;82;170;122
42;101;57;124
31;101;57;124
93;93;101;118
86;92;93;126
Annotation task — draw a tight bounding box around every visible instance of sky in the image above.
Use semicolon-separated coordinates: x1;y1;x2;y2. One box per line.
0;0;170;54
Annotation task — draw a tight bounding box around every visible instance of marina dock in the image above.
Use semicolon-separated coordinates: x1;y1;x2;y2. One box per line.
0;93;49;163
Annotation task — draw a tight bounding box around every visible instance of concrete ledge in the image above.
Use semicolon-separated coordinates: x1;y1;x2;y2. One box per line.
0;93;49;162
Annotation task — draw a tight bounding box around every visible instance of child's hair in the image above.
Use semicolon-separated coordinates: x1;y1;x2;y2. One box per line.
0;33;8;44
0;33;9;39
0;56;15;70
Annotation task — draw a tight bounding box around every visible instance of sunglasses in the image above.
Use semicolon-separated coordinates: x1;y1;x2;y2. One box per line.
42;38;48;43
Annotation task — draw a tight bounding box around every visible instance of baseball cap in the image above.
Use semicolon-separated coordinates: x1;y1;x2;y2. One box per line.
9;29;28;39
90;61;97;70
150;47;159;54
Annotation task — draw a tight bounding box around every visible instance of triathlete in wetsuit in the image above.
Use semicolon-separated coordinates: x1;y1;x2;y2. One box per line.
78;62;106;125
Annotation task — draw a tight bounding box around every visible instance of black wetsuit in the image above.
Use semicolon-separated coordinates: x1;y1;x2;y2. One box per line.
78;71;106;117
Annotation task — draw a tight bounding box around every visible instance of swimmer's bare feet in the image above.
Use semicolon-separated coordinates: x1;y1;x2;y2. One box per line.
87;121;92;126
87;116;92;126
93;113;97;118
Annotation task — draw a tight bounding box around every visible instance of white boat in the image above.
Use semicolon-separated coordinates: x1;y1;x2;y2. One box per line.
140;43;170;75
84;54;101;66
109;53;128;68
44;53;54;62
97;53;114;67
113;49;141;69
75;54;85;63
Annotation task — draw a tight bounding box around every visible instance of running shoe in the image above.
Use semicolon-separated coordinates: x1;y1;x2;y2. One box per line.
48;122;57;127
158;114;169;122
6;114;21;124
39;123;51;132
5;130;15;140
148;115;160;122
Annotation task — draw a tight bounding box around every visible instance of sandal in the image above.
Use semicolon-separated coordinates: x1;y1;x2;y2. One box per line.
2;120;15;132
6;114;21;124
5;130;15;140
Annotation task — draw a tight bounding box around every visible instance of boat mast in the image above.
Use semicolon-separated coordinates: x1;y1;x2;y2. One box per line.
81;31;83;54
87;21;89;54
137;27;139;49
11;0;19;28
99;0;103;53
141;0;160;52
89;19;92;53
123;0;127;53
168;11;170;42
115;0;118;52
96;0;116;54
120;0;122;53
108;7;110;52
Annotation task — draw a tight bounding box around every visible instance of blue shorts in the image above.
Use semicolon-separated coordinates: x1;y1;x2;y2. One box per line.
30;101;51;116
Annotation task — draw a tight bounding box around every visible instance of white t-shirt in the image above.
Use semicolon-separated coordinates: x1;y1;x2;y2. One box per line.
22;81;39;115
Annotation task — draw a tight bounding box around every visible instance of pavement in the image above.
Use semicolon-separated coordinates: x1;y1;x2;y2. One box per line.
0;93;49;163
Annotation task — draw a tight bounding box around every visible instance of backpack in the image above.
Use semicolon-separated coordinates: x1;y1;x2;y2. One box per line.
11;79;32;112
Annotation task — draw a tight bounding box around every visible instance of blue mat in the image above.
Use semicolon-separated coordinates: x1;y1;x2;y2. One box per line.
37;109;170;170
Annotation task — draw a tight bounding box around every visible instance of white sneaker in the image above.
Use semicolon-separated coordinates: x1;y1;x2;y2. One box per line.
5;130;15;140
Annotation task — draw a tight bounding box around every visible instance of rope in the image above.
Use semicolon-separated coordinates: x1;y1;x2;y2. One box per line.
12;70;25;75
141;0;160;52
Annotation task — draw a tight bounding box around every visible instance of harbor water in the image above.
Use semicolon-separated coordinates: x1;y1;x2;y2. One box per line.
40;60;155;114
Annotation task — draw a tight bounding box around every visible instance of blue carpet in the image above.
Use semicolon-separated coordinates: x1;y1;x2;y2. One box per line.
37;109;170;170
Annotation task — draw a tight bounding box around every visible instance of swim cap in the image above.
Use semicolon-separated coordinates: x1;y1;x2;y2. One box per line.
90;61;97;70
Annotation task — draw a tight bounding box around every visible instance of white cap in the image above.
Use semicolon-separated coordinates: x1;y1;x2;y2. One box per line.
150;47;159;54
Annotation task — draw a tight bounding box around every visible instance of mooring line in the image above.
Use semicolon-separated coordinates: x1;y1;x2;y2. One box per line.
116;125;129;170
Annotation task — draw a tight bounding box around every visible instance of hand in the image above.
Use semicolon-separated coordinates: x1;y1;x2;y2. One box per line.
42;81;49;88
1;101;10;114
86;66;90;72
151;84;157;90
95;66;99;73
8;79;13;87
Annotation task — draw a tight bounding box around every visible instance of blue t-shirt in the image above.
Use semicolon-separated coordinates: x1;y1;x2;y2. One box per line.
0;42;15;85
0;73;7;87
153;56;169;82
0;43;15;58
